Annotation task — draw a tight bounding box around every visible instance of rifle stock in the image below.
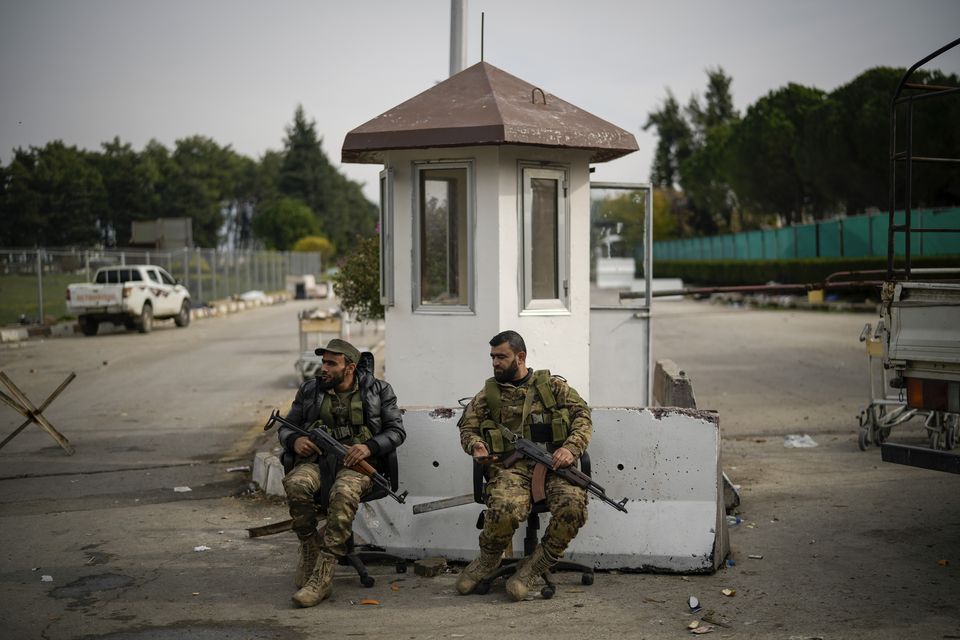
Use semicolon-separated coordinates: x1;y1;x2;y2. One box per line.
264;409;408;504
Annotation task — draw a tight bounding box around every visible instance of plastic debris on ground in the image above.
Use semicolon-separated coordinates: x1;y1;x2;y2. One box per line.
690;625;715;635
688;595;701;612
358;599;379;605
938;559;950;566
173;486;192;492
726;558;736;567
41;575;53;582
721;588;736;597
748;554;764;560
725;515;741;526
193;545;211;552
226;466;250;473
783;434;818;448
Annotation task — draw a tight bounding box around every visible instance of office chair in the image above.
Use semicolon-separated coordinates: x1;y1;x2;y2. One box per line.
281;447;407;588
471;451;595;599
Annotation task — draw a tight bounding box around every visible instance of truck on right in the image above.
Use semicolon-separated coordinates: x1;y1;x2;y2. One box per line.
879;37;960;473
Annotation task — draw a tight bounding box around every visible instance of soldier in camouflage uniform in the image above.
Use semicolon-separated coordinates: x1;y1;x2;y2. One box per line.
279;338;405;608
457;330;591;601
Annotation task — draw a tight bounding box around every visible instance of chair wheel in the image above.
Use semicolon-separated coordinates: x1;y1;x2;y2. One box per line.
541;585;555;599
361;575;375;588
581;573;594;586
474;581;490;595
396;562;407;573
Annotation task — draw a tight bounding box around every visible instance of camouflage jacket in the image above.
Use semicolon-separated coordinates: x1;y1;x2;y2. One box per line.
459;370;592;458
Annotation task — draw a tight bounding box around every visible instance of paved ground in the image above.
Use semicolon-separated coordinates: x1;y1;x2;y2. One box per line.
1;299;957;639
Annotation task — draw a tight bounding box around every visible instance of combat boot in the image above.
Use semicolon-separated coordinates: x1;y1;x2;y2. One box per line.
294;531;321;588
455;550;502;595
505;544;558;601
292;551;336;607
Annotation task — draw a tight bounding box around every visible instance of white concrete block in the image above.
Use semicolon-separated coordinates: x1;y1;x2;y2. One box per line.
354;407;726;572
0;328;29;343
264;455;286;497
252;451;271;489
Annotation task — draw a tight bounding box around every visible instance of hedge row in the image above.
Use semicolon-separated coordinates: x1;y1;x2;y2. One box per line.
651;256;960;286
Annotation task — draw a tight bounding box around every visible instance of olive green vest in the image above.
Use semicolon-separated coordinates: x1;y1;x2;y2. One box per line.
479;369;570;453
314;388;373;444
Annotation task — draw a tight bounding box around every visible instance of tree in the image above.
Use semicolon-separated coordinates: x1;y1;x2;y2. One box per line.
252;197;320;250
92;137;164;246
643;91;691;189
292;235;335;257
332;235;383;322
0;142;106;246
278;106;377;257
163;136;243;247
726;83;832;225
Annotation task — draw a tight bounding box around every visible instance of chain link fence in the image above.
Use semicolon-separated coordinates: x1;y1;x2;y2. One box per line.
0;247;322;325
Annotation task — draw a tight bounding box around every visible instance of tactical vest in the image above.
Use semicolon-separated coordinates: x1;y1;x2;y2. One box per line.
314;389;373;444
479;369;570;453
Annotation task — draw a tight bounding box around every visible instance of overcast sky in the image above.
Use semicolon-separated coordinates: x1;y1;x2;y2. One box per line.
1;0;958;202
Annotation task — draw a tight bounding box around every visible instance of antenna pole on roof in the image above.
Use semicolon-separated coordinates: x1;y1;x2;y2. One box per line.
481;12;485;62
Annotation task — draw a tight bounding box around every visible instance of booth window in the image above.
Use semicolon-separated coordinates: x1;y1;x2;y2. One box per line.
379;168;394;307
521;165;569;312
414;161;473;312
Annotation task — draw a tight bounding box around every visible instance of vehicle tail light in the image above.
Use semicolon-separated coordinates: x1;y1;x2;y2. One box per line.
122;286;132;298
906;377;960;413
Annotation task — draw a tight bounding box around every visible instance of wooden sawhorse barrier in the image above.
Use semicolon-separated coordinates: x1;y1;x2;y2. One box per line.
0;370;76;455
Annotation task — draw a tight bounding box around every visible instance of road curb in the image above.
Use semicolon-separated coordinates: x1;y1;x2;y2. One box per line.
0;293;291;344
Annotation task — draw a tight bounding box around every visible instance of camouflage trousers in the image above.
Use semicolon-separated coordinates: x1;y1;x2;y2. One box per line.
282;463;373;557
480;461;588;559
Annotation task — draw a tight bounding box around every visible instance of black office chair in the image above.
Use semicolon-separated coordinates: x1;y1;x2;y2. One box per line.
471;452;595;599
281;448;407;588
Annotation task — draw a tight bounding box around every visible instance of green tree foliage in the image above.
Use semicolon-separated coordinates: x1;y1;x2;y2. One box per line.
645;68;740;235
252;197;320;250
645;65;960;235
726;83;830;225
292;235;335;256
643;91;691;188
93;137;163;245
332;234;383;322
164;136;242;247
0;141;107;246
277;106;377;256
0;107;377;251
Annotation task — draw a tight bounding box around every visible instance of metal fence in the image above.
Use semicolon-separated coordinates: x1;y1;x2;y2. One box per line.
0;247;322;325
653;207;960;261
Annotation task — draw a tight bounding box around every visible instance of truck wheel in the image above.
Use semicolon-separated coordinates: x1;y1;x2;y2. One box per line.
137;303;153;334
174;301;191;327
78;316;99;336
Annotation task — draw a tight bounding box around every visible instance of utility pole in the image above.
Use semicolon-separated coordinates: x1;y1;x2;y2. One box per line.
449;0;467;77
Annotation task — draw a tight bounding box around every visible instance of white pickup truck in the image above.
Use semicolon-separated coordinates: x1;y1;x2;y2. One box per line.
66;265;191;335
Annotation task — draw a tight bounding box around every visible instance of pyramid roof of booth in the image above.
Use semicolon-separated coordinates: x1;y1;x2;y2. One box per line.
341;61;639;164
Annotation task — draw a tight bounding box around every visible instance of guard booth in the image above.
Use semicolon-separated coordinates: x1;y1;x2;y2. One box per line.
341;62;726;571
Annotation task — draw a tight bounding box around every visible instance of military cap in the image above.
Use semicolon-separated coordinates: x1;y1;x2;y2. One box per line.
315;338;361;364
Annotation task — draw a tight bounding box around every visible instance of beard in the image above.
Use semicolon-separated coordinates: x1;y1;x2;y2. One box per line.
493;359;520;383
317;370;344;391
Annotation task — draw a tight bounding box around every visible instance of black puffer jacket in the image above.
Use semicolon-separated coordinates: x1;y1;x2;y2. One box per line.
278;354;405;459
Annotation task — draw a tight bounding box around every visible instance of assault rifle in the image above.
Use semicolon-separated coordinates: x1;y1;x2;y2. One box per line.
263;409;408;504
477;423;629;513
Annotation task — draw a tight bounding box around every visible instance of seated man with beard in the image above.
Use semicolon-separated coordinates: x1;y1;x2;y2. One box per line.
278;338;405;607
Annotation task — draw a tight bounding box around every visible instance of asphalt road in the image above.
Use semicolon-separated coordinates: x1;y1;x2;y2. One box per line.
1;299;957;640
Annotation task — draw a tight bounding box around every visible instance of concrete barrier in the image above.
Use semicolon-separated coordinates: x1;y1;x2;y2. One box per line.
653;359;697;408
347;407;726;572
